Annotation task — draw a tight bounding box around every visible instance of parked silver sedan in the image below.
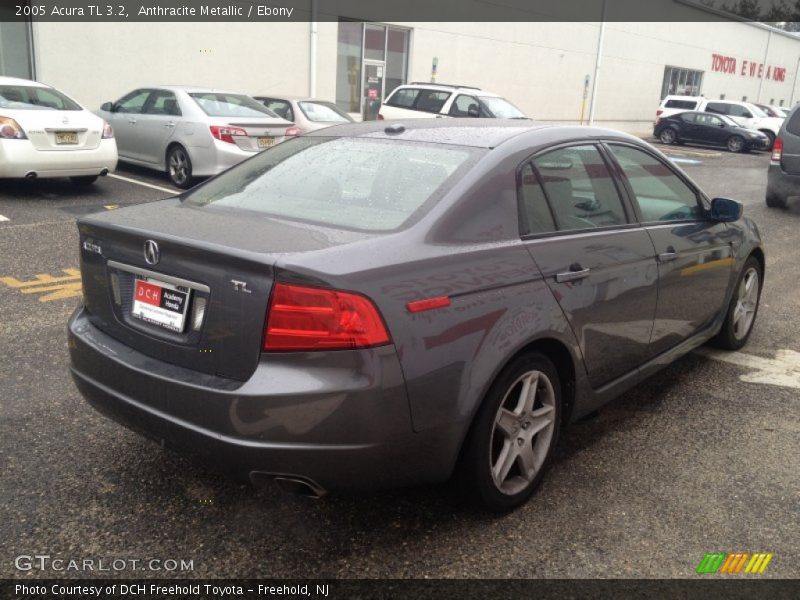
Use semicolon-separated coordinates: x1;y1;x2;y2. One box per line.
98;86;294;188
252;96;354;133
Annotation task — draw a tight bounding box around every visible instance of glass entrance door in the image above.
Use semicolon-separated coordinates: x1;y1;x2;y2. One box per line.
362;62;384;121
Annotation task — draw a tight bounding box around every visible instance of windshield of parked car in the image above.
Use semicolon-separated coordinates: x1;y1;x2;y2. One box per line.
185;137;479;231
298;101;352;123
716;114;740;127
747;104;768;118
189;93;279;118
478;96;526;119
0;85;82;111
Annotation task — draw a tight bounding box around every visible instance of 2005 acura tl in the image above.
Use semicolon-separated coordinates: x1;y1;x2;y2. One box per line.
68;120;764;511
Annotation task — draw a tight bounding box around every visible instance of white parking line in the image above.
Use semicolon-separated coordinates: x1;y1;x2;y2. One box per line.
0;215;9;222
695;347;800;390
108;173;178;195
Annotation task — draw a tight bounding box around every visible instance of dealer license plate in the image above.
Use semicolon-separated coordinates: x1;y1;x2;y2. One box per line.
55;132;79;145
257;136;275;149
131;277;191;332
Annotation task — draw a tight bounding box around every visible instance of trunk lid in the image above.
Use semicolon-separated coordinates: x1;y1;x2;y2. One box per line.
77;198;371;381
10;108;103;151
212;117;292;152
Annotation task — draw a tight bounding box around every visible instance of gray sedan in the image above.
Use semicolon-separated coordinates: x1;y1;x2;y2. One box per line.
68;120;763;511
253;96;354;133
98;86;294;188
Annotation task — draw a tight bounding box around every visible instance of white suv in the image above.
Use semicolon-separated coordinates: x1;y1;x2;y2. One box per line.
379;83;527;120
656;96;782;147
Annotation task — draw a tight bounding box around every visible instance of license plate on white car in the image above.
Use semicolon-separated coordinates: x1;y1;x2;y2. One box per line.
131;277;191;332
55;131;79;145
257;136;275;149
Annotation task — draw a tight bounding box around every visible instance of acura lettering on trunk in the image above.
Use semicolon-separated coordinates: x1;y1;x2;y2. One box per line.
69;120;764;511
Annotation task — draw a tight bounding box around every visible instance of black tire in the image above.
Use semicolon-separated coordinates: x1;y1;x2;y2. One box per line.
659;128;678;145
766;193;787;208
166;145;194;189
710;256;762;351
726;135;746;153
70;175;98;186
457;353;562;512
760;130;775;150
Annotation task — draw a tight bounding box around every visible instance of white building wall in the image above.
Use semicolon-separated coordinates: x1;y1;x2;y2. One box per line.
33;17;800;135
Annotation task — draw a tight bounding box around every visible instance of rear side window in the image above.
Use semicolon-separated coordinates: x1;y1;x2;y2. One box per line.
260;98;294;121
518;163;557;235
189;93;278;118
414;90;451;113
185;138;478;232
145;90;181;116
385;88;419;108
705;102;729;115
608;144;702;222
532;145;627;231
449;94;480;117
679;113;696;123
665;99;698;110
786;109;800;136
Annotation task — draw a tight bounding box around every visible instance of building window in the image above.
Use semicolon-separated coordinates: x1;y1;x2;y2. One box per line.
742;96;747;101
336;21;410;120
0;5;34;79
661;66;703;99
719;94;726;100
780;99;785;106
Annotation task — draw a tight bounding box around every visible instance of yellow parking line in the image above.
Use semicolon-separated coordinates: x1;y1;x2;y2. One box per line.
0;268;82;302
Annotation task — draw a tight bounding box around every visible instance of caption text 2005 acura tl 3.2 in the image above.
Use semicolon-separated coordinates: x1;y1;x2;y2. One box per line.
68;120;763;511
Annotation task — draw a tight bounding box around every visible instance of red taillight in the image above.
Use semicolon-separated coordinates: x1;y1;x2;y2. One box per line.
284;126;301;136
377;113;385;120
263;282;390;351
0;116;27;139
771;136;783;161
210;125;247;144
656;109;663;117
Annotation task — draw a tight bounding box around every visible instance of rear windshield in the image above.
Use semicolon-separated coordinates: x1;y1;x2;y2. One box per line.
298;101;352;123
189;93;278;118
185;137;479;231
665;99;698;109
0;85;82;111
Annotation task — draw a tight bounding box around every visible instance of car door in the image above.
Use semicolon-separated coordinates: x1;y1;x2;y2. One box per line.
692;113;728;146
519;144;659;388
605;143;734;355
137;89;181;166
678;113;699;141
448;94;482;118
107;89;153;161
780;108;800;175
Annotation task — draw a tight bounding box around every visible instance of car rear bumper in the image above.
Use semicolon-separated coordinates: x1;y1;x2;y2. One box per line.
0;139;118;178
190;139;285;177
767;162;800;200
68;307;456;492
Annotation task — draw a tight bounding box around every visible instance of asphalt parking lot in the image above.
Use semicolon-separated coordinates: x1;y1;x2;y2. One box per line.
1;150;798;580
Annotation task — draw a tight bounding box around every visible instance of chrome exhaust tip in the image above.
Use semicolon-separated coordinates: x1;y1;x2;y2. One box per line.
99;169;109;177
250;472;327;499
24;171;37;180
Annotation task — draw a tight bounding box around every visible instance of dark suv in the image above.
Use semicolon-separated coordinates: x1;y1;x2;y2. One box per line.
767;105;800;208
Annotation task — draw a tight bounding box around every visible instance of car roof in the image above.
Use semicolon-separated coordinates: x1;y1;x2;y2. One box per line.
393;83;503;98
252;96;334;103
154;85;252;95
0;76;49;88
302;118;634;149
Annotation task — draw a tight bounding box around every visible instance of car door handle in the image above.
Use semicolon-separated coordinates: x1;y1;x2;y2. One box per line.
555;267;591;283
164;122;175;128
658;251;679;262
128;118;137;125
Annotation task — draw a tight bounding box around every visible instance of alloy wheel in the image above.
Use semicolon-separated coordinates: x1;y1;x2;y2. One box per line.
727;136;744;152
732;267;759;340
169;149;189;185
489;370;556;496
660;129;676;144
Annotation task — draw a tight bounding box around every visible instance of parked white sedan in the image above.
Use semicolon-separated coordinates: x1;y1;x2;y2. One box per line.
0;76;117;185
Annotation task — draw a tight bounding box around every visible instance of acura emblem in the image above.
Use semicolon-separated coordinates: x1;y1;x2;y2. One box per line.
143;240;160;265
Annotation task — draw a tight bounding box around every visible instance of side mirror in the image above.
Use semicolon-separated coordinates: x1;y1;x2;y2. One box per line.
718;122;726;128
100;102;114;112
743;111;753;119
467;105;480;118
710;197;743;222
